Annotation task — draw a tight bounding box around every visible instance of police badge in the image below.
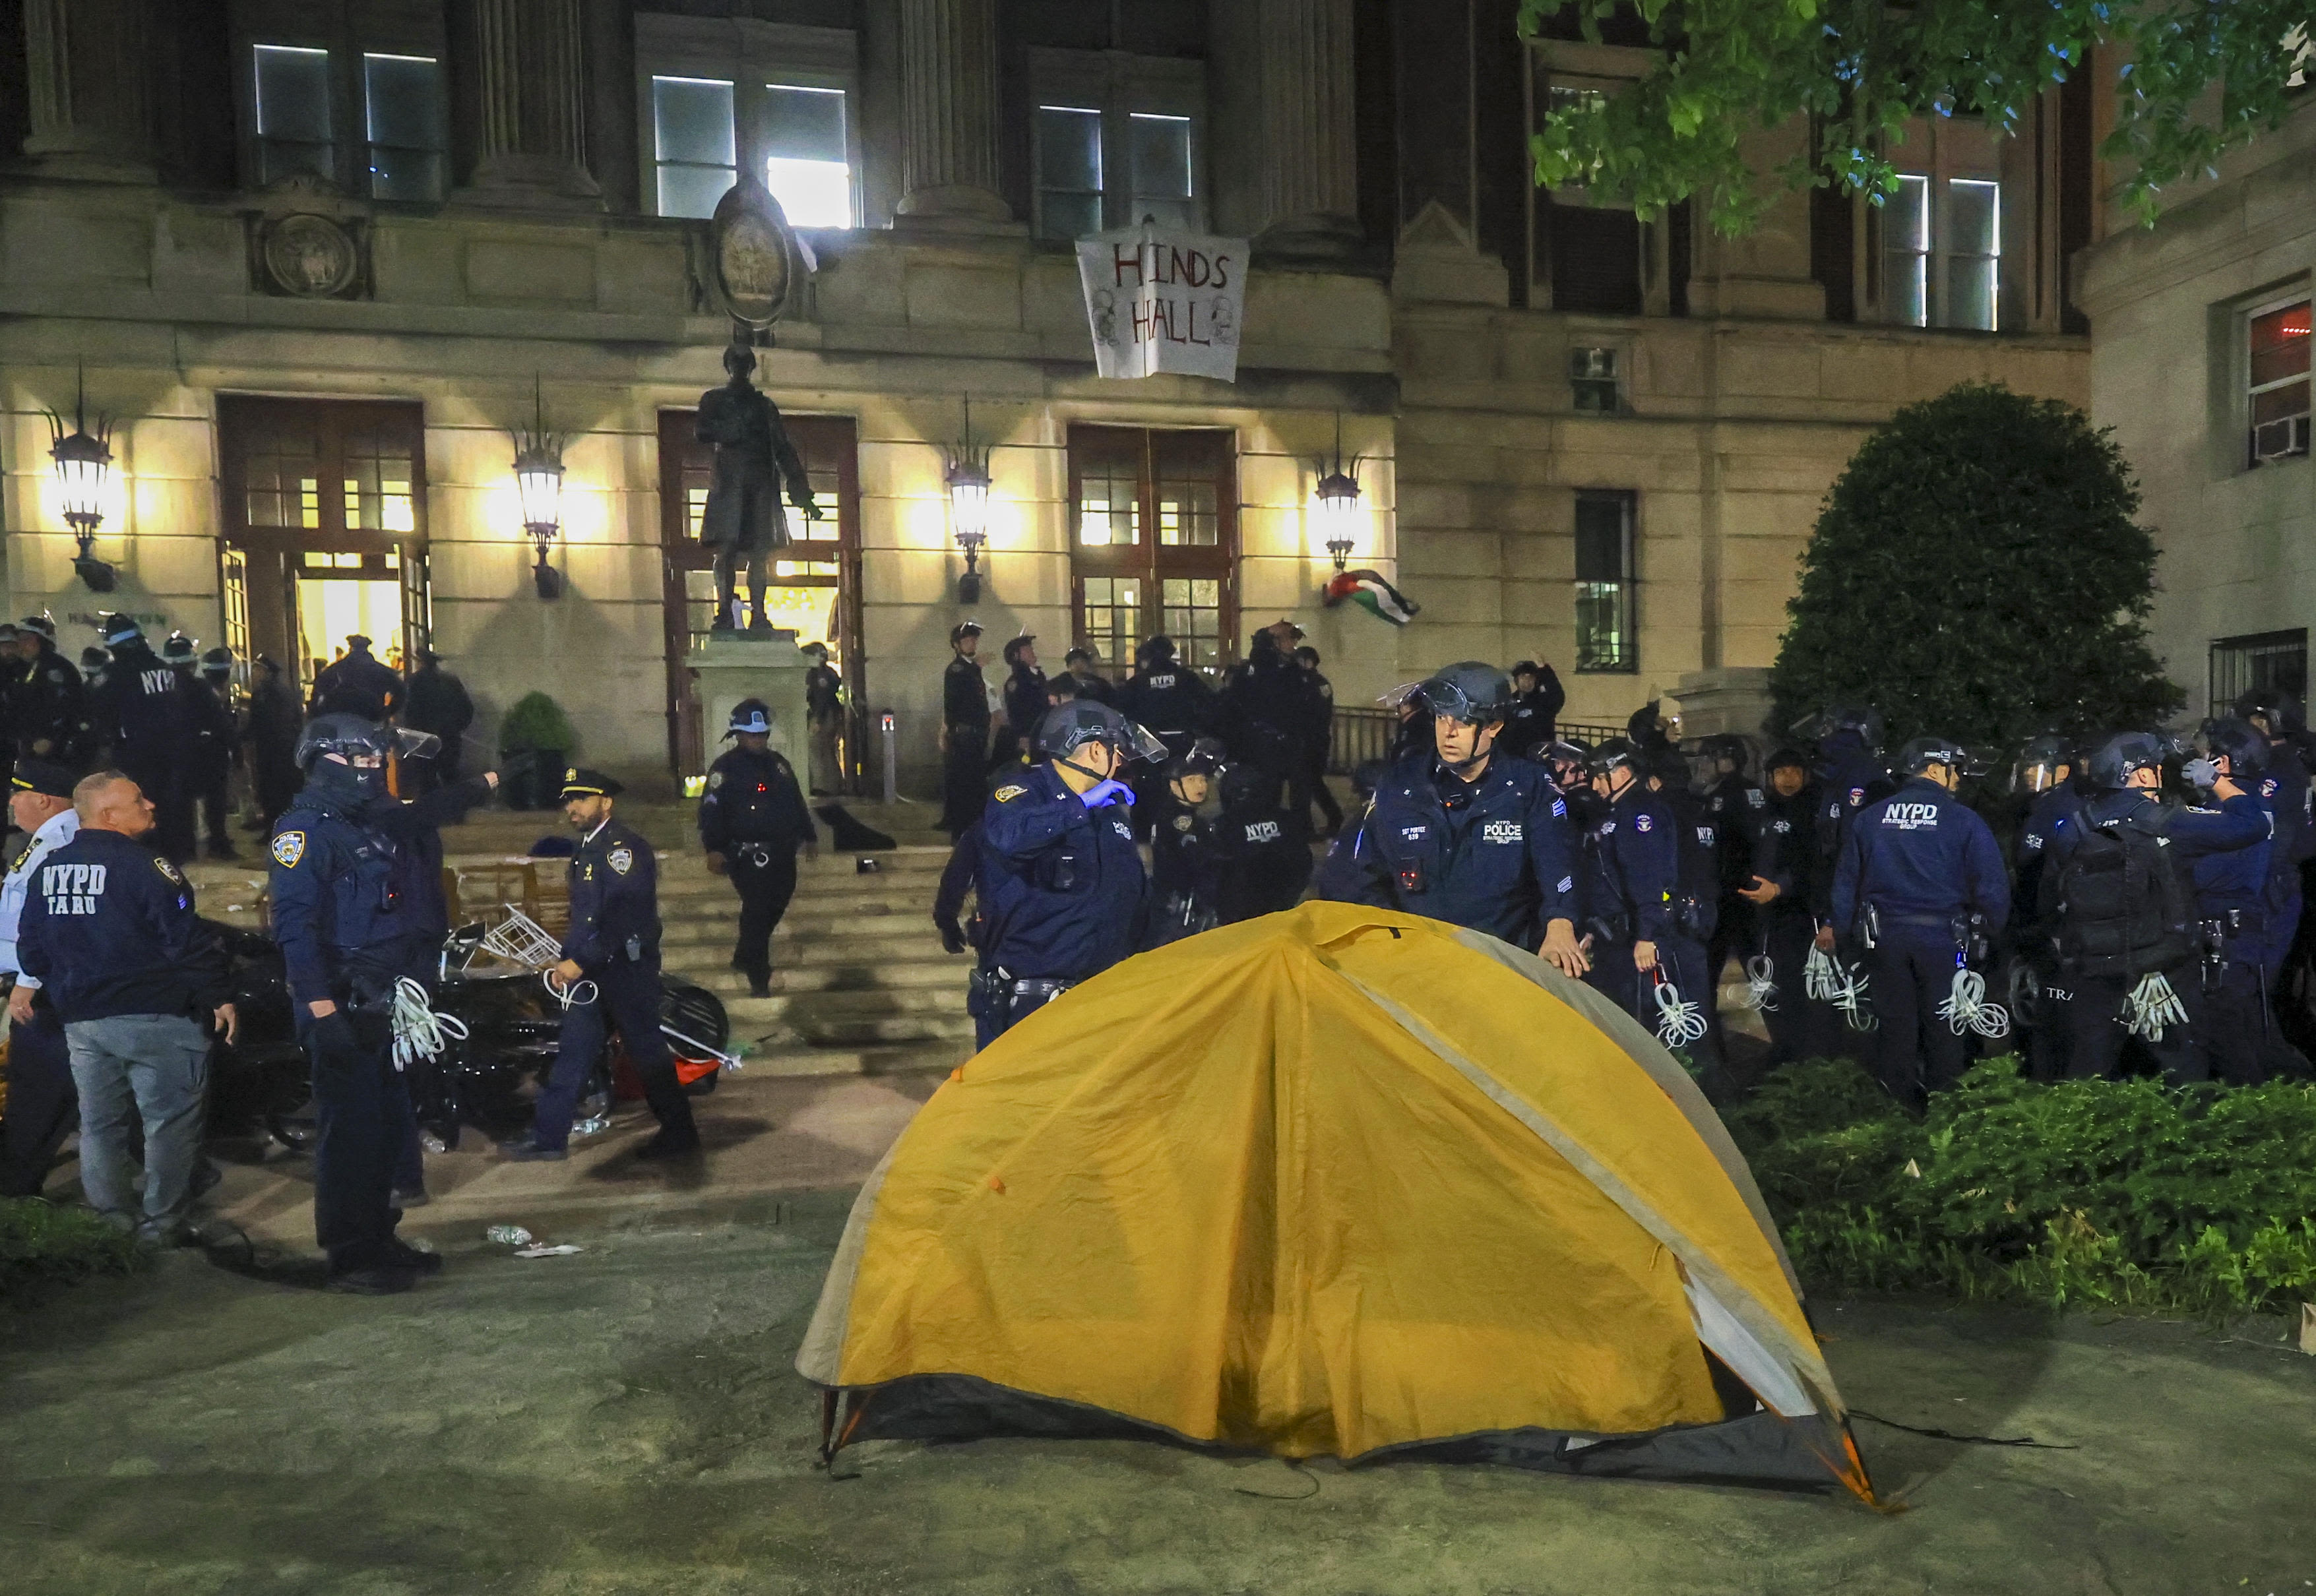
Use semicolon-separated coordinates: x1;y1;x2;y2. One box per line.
271;831;306;868
609;847;635;875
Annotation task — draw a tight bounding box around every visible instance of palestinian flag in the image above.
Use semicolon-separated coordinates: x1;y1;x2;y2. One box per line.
1323;568;1420;626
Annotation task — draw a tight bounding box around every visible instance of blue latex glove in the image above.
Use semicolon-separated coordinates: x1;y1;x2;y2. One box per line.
1079;778;1136;809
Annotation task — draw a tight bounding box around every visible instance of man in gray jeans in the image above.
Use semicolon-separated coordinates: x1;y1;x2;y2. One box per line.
15;772;237;1243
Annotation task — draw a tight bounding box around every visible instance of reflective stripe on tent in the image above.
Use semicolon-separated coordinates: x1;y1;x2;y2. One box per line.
798;902;1871;1499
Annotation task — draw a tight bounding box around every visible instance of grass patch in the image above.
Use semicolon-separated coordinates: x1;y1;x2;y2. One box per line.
0;1198;148;1301
1726;1058;2316;1316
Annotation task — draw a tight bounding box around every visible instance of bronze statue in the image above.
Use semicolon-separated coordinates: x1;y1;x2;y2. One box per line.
697;337;820;632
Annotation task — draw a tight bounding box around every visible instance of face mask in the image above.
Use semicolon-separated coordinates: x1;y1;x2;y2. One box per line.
311;757;387;805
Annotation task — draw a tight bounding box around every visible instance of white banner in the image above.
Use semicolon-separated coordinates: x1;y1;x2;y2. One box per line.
1075;222;1249;382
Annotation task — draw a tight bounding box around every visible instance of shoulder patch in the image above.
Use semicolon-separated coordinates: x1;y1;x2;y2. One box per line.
154;855;185;886
1173;813;1193;833
707;771;725;791
271;831;306;869
8;839;36;875
993;783;1027;803
608;846;634;875
1634;813;1654;833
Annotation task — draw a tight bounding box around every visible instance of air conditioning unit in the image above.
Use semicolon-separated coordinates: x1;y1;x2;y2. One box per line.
2251;414;2311;465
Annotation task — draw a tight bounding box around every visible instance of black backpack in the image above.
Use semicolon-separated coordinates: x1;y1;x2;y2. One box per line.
2053;803;2198;979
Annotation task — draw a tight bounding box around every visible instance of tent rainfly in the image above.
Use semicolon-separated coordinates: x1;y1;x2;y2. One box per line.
798;902;1875;1500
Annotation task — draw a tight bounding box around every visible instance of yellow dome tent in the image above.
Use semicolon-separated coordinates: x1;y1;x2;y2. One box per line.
798;902;1873;1499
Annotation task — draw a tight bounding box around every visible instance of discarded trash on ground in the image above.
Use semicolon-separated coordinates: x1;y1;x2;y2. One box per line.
515;1243;584;1258
485;1225;534;1247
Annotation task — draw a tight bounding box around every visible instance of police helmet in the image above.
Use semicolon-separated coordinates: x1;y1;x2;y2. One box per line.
1034;702;1169;765
1896;734;1969;778
1698;733;1751;775
2233;687;2307;739
1137;634;1177;665
1167;736;1226;783
1543;738;1591;773
1793;704;1886;754
1588;738;1643;779
101;614;144;646
2010;731;2075;794
2086;731;2171;792
200;646;234;677
726;698;773;737
2200;716;2270;778
295;713;395;772
160;632;197;663
1418;661;1513;725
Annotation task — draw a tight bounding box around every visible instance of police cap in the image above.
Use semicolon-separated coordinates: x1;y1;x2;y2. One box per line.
2199;716;2269;777
949;619;983;646
559;766;624;800
0;623;17;643
1003;633;1036;665
1418;661;1513;725
10;759;77;800
726;698;773;736
1896;735;1968;777
101;614;144;646
2086;731;2170;792
1034;702;1168;764
201;646;234;674
1064;646;1095;667
160;632;197;662
18;615;55;641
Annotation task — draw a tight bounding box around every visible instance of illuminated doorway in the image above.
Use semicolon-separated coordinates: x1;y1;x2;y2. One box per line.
295;551;407;681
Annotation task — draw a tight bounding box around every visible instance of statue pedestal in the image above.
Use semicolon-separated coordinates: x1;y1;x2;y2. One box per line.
1666;667;1776;743
685;631;813;766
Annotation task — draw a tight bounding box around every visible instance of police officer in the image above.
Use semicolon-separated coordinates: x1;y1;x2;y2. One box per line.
1119;634;1214;764
700;699;818;998
1644;747;1736;1091
1292;645;1344;837
311;632;402;720
1697;734;1776;1028
2046;732;2269;1082
1577;740;1688;1027
1326;662;1589;979
1832;735;2011;1105
9;615;85;766
1212;762;1313;924
509;768;701;1162
1739;748;1831;1065
86;615;208;865
268;716;452;1291
1144;737;1225;947
995;634;1048;768
2235;689;2315;1024
402;648;476;787
2007;733;2085;1078
1058;646;1114;706
801;642;844;795
1224;624;1309;807
0;761;82;1196
2185;720;2295;1084
1497;660;1565;762
939;621;991;839
17;770;236;1244
245;654;304;831
972;703;1160;1045
189;647;239;860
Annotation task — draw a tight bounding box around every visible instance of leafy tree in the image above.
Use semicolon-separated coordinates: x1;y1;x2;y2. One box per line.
1768;383;2179;752
1519;1;2314;232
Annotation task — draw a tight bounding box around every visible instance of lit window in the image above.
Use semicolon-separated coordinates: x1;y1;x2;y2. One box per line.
363;53;445;202
765;83;850;228
1036;106;1104;240
1127;113;1193;228
1885;175;1929;327
1574;490;1637;675
1879;115;2003;332
2249;297;2312;466
1079;576;1142;669
654;76;736;219
255;44;333;186
1077;460;1141;547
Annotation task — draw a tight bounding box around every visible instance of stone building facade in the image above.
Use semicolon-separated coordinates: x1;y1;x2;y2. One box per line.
2076;93;2315;721
1;0;2092;793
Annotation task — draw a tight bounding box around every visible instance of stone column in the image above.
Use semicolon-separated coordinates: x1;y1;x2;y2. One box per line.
893;0;1011;225
1256;0;1359;256
19;0;156;181
463;0;602;208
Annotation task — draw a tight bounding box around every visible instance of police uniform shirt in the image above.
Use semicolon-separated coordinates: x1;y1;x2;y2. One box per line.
945;655;990;732
0;807;80;981
268;792;429;1006
562;817;662;971
92;640;206;760
1003;664;1049;738
974;762;1146;981
699;746;816;853
1146;790;1216;905
1121;662;1211;737
2183;792;2278;929
1757;783;1819;911
1335;754;1579;950
1582;783;1681;944
16;829;228;1024
1831;776;2011;938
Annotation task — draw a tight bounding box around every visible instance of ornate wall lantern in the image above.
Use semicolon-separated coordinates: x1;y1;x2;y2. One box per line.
945;395;991;603
1311;413;1363;574
46;366;116;592
512;378;566;599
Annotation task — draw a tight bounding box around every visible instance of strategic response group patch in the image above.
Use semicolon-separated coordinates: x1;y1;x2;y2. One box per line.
271;832;306;868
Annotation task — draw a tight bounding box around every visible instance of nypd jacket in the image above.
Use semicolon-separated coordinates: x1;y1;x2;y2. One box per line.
699;746;816;853
561;818;662;971
1211;799;1313;923
1120;663;1212;737
88;639;207;768
974;762;1146;981
268;789;433;1006
2013;783;2088;929
16;829;228;1024
1832;776;2011;938
1581;782;1680;944
1332;754;1579;950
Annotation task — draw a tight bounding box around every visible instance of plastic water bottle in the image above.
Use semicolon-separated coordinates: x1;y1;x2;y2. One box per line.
485;1225;533;1247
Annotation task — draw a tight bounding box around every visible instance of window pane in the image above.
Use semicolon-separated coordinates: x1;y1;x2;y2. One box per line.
247;437;321;530
1080;576;1142;669
766;84;846;163
1886;174;1929;254
1160;576;1222;673
658;163;735;220
1156;478;1216;547
1946;255;1996;333
344;434;416;534
654;77;736;166
2252;380;2311;427
1078;464;1141;545
1948;178;1998;260
1038;106;1102;193
1128;113;1191;202
256;46;332;143
2250;301;2313;388
1040;191;1103;241
1573;493;1630;582
1575;583;1635;673
766;157;850;228
364;54;442;154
